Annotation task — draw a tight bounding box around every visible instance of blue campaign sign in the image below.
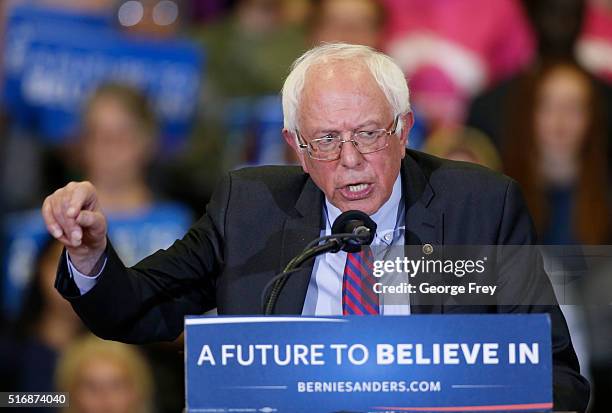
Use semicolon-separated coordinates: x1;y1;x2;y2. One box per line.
2;3;203;152
185;315;552;413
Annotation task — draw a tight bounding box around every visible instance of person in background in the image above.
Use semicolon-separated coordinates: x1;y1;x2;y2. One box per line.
0;239;85;403
75;83;192;265
79;84;156;216
577;0;612;84
192;0;305;99
503;60;610;245
522;0;586;60
0;83;189;325
309;0;385;49
423;127;502;172
78;84;157;217
56;334;153;413
382;0;534;129
467;0;612;169
74;83;190;413
492;39;612;397
176;0;306;208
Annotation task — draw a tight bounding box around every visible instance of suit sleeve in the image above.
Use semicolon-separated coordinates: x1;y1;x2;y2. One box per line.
54;174;231;344
495;180;590;412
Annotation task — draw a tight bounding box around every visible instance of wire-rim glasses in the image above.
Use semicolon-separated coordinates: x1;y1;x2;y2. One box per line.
296;115;400;161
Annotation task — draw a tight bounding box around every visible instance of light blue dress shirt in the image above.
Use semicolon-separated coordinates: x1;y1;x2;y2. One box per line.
302;173;409;315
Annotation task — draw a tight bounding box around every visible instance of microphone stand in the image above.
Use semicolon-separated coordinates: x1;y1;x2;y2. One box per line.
262;233;367;315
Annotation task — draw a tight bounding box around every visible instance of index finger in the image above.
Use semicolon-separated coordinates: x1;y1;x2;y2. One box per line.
66;182;96;218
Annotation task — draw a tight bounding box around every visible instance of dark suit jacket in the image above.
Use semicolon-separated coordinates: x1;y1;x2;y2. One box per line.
55;150;589;411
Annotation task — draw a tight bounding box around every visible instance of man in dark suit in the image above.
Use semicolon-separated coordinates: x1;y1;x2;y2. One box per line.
43;43;589;411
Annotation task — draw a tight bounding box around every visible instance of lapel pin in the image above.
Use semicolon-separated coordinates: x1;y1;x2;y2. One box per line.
422;243;434;255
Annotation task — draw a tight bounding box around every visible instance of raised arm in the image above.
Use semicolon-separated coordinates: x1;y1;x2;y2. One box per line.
42;176;230;344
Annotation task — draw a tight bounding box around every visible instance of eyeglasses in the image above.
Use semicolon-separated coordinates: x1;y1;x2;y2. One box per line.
296;115;400;161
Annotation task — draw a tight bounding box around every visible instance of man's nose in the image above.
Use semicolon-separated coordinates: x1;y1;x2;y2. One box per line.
339;135;364;168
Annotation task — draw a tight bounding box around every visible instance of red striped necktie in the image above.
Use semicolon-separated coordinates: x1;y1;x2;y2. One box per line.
342;247;380;315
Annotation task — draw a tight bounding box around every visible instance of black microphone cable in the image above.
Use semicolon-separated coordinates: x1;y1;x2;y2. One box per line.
262;209;377;314
261;232;367;315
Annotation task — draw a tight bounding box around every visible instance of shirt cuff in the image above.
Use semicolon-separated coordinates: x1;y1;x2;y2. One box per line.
66;251;107;295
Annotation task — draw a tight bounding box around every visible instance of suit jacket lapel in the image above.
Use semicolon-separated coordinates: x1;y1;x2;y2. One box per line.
275;176;323;314
401;152;444;314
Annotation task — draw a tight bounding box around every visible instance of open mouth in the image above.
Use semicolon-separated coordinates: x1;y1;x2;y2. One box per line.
339;182;373;200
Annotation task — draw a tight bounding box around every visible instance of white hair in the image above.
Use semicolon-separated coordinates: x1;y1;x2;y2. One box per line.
281;43;410;133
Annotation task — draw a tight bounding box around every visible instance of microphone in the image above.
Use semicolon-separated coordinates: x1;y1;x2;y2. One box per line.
331;210;377;252
263;210;377;314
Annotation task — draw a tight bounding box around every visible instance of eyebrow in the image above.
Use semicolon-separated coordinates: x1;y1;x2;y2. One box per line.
314;120;382;135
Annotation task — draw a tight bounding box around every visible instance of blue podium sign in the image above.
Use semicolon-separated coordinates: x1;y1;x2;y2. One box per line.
185;315;552;413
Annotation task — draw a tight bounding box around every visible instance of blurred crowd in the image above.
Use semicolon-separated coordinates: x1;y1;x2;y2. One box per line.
0;0;610;412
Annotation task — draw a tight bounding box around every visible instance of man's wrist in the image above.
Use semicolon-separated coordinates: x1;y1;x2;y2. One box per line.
67;249;106;276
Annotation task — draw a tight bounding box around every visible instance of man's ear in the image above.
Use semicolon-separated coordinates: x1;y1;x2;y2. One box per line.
398;112;415;155
282;129;309;173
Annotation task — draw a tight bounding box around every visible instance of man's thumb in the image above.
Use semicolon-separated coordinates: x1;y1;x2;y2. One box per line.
76;210;105;233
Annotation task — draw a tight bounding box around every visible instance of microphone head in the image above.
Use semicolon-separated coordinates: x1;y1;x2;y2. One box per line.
331;210;377;252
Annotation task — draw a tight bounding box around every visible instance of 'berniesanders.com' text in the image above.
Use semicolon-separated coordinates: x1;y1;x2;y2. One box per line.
297;380;442;393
